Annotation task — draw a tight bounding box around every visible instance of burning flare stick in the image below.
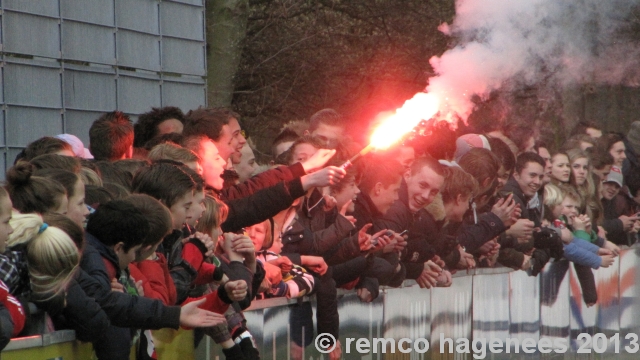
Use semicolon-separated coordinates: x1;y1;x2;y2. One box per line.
341;92;440;169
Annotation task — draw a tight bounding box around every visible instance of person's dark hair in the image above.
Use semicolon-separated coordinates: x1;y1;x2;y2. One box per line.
33;169;81;198
22;137;73;162
30;154;81;174
181;135;208;157
588;146;614;170
309;108;344;132
126;194;172;248
179;164;205;192
112;159;150;181
271;128;300;158
596;133;625;153
533;140;547;153
458;148;500;184
132;162;196;207
143;132;185;151
571;121;601;136
94;161;132;190
86;200;149;252
156;159;205;192
85;185;114;208
89;111;134;161
134;107;186;148
42;213;85;251
183;107;240;141
103;182;131;200
79;159;101;176
328;159;359;195
514;152;546;174
359;155;405;194
6;163;66;214
487;137;516;172
503;122;534;153
409;155;446;177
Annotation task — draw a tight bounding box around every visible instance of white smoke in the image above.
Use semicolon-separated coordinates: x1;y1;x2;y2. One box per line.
427;0;640;122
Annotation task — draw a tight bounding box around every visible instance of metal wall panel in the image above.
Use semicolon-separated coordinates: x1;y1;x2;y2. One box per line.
0;111;6;146
4;63;61;108
539;260;571;358
6;107;62;146
168;0;203;6
473;274;510;345
3;0;60;18
116;0;159;34
3;12;60;58
162;81;206;111
60;0;115;26
161;38;205;75
62;21;115;64
0;0;206;180
63;71;116;111
160;1;204;40
117;30;161;71
117;76;161;114
64;110;104;146
618;248;640;351
431;276;473;360
509;271;540;343
337;293;385;357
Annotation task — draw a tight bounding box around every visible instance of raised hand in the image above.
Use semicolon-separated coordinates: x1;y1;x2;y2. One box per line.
179;298;227;328
301;149;336;173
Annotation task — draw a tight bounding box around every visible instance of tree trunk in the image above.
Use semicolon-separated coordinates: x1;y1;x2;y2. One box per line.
205;0;248;107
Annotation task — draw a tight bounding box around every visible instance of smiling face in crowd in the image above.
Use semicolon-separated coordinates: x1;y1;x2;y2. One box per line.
514;161;544;198
198;138;227;191
404;165;444;212
215;117;246;163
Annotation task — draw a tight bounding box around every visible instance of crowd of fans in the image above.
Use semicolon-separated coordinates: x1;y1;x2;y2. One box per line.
0;104;638;360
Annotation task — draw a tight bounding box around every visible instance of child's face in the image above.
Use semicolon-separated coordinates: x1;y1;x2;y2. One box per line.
246;222;267;251
0;197;14;253
115;243;142;270
268;236;283;254
169;191;194;229
67;178;89;228
333;179;360;213
602;182;621;201
561;196;580;218
186;191;205;227
551;202;564;219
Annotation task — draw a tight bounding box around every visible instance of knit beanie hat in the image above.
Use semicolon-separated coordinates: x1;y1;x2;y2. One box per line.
454;134;491;162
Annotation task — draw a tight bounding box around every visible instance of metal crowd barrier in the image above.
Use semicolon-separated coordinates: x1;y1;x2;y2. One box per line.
3;247;640;359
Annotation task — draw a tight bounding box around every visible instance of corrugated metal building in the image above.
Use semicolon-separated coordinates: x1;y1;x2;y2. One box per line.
0;0;207;177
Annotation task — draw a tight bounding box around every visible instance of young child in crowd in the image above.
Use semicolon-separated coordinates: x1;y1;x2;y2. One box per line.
246;219;314;299
0;187;25;350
